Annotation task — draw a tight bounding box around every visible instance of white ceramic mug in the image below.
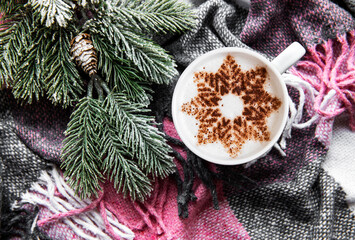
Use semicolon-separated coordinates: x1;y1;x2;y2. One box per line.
172;42;306;165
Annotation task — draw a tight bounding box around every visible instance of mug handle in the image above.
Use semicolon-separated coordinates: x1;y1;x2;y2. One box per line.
271;42;306;74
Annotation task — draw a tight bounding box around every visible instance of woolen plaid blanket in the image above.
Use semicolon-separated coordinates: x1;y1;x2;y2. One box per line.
1;0;355;239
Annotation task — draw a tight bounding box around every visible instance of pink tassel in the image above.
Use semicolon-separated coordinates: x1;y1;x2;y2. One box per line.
291;30;355;130
37;189;105;227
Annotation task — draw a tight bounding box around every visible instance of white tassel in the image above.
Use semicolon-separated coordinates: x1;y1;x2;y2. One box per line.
276;73;321;153
16;166;135;240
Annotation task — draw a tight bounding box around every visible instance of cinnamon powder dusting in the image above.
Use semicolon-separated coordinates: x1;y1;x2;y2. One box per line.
181;54;282;158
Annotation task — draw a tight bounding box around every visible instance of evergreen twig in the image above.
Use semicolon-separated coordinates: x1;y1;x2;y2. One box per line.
104;93;175;177
0;0;25;13
61;97;105;199
86;11;178;84
44;27;83;107
77;0;101;8
112;0;195;34
100;124;153;201
0;6;27;87
28;0;75;27
92;34;151;103
11;14;46;103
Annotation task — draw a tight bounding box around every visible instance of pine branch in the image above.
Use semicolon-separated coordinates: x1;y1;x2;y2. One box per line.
28;0;75;27
86;15;178;84
110;0;195;34
0;0;15;12
77;0;101;8
0;55;8;87
1;10;82;105
122;29;178;85
101;126;153;201
0;0;25;13
0;27;11;87
12;41;44;103
92;34;151;103
3;18;27;73
43;27;83;108
61;97;105;199
11;14;47;103
0;8;28;87
104;93;175;178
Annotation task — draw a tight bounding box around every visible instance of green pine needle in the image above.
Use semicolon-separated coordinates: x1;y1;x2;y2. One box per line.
61;97;105;199
0;9;29;88
111;0;196;34
12;41;45;103
1;10;82;106
92;34;151;103
28;0;75;28
44;28;83;108
62;93;174;200
101;126;153;201
86;12;178;84
77;0;101;8
11;14;46;103
0;54;9;87
104;93;175;178
0;28;11;87
0;0;24;13
121;29;178;85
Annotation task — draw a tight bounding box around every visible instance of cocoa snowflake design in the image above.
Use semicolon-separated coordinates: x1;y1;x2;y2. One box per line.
182;54;282;158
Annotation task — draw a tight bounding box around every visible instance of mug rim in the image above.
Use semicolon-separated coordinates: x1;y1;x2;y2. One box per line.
171;47;289;165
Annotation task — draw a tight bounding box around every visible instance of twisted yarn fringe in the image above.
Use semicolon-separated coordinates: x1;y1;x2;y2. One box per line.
272;30;355;155
291;31;355;130
17;166;135;240
274;72;344;155
266;73;318;158
277;73;319;152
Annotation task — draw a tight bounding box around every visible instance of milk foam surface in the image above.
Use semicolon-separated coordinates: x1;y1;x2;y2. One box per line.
173;50;287;163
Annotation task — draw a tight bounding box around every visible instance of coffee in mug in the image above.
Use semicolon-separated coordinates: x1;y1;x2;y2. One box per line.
172;43;305;165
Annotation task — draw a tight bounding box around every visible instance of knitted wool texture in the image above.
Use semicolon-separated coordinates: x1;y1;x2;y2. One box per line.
1;0;355;239
0;91;53;238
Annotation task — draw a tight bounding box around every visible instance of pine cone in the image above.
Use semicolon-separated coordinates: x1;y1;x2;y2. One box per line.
70;33;98;77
